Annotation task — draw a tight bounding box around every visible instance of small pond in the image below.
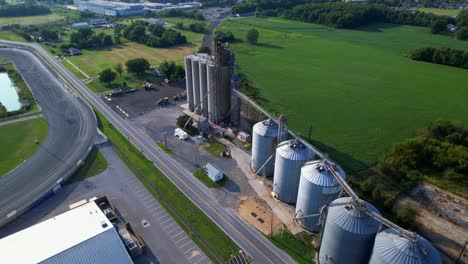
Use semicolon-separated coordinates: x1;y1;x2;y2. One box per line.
0;72;21;112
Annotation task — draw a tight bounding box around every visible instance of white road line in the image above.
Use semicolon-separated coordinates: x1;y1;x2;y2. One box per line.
183;246;195;255
134;188;145;195
160;217;173;225
143;200;154;206
170;230;184;238
146;203;160;210
153;210;166;217
193;256;206;264
178;241;192;250
163;222;177;230
157;214;170;221
188;252;200;260
174;236;188;244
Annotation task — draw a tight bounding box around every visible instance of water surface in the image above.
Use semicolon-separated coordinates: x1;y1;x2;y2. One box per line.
0;72;21;111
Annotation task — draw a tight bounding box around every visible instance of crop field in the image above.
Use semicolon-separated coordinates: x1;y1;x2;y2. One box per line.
416;8;461;16
219;17;468;170
0;118;48;176
0;13;65;26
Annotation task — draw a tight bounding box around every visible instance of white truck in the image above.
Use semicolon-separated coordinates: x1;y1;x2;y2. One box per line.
174;128;189;140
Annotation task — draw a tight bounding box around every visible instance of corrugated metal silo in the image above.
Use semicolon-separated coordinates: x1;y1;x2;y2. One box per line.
184;56;193;110
319;197;381;264
191;58;200;108
198;59;208;116
369;228;442;264
295;161;346;231
251;119;282;177
207;63;216;122
272;140;310;203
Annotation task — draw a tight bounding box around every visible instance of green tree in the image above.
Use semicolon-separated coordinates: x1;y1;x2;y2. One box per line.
125;58;150;75
396;204;417;228
115;63;123;76
128;25;146;42
39;28;58;42
430;19;447;34
78;28;93;40
175;22;184;29
102;35;113;46
455;27;468;41
246;28;259;45
197;46;211;55
114;35;121;45
99;68;117;84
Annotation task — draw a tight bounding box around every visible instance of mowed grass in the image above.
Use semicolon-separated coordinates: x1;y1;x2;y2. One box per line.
417;8;461;17
65;147;108;185
0;13;65;26
219;18;468;170
66;42;200;77
0;118;48;176
0;31;26;42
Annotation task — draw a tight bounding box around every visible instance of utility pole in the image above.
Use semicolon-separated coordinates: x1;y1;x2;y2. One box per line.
456;241;467;264
162;131;167;147
270;211;274;238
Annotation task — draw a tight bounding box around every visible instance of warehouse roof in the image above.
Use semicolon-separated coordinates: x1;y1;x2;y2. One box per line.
0;202;132;264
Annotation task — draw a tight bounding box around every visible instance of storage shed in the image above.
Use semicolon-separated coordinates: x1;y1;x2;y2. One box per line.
204;163;223;182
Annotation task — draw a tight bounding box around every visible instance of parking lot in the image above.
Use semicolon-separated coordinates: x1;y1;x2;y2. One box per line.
103;83;185;118
0;144;210;264
131;107;256;209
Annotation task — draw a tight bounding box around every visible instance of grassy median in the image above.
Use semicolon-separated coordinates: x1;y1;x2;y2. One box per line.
65;147;108;185
93;109;239;262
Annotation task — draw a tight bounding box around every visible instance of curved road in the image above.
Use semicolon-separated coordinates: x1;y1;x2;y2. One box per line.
0;44;97;227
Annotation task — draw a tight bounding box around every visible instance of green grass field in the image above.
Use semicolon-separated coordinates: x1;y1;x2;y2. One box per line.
0;13;65;26
0;118;48;176
417;8;461;17
219;18;468;171
65;147;108;185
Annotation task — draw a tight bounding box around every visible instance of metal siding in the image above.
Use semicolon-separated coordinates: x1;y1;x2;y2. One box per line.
273;140;309;203
369;228;442;264
216;66;231;122
295;161;347;230
251;120;280;177
199;61;208;116
41;228;132;264
319;197;381;264
185;56;193;110
207;64;216;122
191;59;200;107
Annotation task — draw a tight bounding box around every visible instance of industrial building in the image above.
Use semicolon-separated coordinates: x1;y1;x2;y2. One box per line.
73;0;145;16
184;41;235;124
0;201;132;264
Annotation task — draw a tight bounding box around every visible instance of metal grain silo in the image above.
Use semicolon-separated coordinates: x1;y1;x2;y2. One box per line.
272;140;310;203
295;161;347;231
184;56;194;110
191;58;200;108
207;62;216;122
251;119;284;177
319;197;381;264
198;59;208;116
369;228;442;264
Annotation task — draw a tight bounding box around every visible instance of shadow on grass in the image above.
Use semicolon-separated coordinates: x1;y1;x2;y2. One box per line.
259;43;283;49
355;22;401;32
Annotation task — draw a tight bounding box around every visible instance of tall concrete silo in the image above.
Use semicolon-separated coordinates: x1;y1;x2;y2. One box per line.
295;161;346;231
216;65;232;122
272;139;309;203
198;59;208;116
251;119;284;177
207;62;216;122
319;197;381;264
184;56;194;110
369;228;442;264
191;58;200;108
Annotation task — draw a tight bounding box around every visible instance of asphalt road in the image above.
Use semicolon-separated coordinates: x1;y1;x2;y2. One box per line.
26;42;295;264
0;44;97;227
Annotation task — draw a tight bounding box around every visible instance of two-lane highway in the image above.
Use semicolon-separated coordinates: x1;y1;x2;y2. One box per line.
0;44;97;227
28;42;296;263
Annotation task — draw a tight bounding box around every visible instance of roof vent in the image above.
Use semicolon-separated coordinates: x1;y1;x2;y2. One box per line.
101;221;108;228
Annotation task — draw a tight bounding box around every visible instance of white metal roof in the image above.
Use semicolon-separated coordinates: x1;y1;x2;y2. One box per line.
0;202;132;264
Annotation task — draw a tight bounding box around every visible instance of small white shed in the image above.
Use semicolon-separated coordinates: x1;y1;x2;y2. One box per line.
204;163;223;182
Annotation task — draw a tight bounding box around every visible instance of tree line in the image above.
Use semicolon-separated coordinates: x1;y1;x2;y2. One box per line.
119;21;187;48
144;9;205;21
66;28;113;49
0;4;50;17
409;47;468;69
348;120;467;228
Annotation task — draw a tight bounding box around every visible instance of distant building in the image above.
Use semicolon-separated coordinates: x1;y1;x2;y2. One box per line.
90;17;107;25
74;0;145;17
447;23;458;32
64;47;82;56
204;163;224;182
0;201;132;264
148;18;165;26
71;21;90;29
